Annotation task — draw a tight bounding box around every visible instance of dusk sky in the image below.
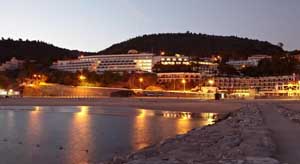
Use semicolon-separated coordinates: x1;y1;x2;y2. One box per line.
0;0;299;52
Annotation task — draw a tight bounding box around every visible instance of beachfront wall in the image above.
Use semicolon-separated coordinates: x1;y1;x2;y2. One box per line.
23;85;127;97
22;84;215;99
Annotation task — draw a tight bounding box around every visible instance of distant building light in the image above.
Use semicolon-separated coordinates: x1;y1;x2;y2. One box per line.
175;54;181;57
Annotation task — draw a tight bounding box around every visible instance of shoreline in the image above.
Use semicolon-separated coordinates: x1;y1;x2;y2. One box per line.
1;97;300;113
0;97;244;113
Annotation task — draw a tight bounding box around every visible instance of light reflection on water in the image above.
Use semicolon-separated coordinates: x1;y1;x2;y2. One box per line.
0;106;222;164
65;106;92;164
132;109;151;150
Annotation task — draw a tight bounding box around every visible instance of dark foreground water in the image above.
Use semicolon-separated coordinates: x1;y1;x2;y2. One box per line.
0;106;220;164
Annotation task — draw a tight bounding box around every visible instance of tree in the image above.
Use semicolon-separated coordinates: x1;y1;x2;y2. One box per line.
240;56;298;77
218;64;239;76
127;73;157;89
0;74;11;89
277;42;284;49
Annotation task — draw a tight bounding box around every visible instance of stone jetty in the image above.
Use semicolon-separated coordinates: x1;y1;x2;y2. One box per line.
278;105;300;124
105;104;280;164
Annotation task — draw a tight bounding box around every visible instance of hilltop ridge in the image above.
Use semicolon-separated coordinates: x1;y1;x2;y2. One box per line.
99;33;284;59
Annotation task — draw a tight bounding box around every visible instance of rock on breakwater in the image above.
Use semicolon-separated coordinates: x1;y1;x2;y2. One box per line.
105;104;280;164
278;105;300;124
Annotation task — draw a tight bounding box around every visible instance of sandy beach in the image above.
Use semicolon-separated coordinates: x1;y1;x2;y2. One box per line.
0;97;245;113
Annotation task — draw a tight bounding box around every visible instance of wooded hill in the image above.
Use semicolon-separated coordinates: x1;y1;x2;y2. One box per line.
0;38;89;65
99;33;284;59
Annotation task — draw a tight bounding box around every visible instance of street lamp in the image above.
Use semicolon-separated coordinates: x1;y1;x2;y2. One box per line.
79;75;87;97
208;79;214;86
79;75;86;81
139;77;144;89
181;79;186;92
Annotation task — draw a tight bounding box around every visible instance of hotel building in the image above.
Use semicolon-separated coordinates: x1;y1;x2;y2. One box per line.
51;59;98;73
153;55;219;76
191;61;219;76
51;53;154;74
153;55;190;66
157;72;202;83
213;75;296;91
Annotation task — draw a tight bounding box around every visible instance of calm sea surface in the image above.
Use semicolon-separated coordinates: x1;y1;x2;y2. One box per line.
0;106;219;164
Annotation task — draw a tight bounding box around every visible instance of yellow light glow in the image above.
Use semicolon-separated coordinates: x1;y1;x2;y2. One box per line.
132;109;153;150
34;106;41;112
79;75;87;81
201;113;217;125
175;54;181;57
78;106;89;116
39;82;47;86
68;105;91;162
139;77;144;83
181;79;186;84
208;79;215;85
136;109;155;118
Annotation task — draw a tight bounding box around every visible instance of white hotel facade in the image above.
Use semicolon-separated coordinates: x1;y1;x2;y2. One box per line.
214;75;296;91
51;53;154;74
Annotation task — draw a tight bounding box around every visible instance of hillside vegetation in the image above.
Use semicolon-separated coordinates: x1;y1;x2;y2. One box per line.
99;33;284;59
0;38;84;65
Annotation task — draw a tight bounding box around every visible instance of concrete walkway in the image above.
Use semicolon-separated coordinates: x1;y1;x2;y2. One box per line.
259;102;300;164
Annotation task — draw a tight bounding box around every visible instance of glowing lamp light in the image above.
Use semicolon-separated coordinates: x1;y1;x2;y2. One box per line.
79;75;86;81
208;79;215;85
181;79;187;92
139;77;144;83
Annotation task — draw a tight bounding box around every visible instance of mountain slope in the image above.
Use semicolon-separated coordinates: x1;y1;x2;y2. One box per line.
98;33;284;59
0;38;84;65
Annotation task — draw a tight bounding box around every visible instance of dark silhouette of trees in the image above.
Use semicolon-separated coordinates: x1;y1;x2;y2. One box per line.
99;33;284;58
0;38;94;65
218;64;239;76
241;57;298;76
277;42;284;49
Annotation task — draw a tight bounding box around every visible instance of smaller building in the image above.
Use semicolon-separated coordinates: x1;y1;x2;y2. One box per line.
226;54;272;70
153;54;190;66
213;75;296;91
153;55;219;76
191;61;219;76
0;57;24;71
259;83;300;97
157;72;202;84
247;54;272;61
226;59;258;70
51;59;98;73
